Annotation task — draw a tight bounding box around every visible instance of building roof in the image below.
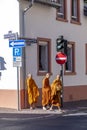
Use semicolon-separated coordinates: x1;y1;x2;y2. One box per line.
18;0;60;8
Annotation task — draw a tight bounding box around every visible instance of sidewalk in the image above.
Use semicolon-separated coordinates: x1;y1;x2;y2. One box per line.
0;100;87;114
63;100;87;110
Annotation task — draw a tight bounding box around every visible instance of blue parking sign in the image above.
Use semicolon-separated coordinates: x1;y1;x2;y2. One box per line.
13;47;22;57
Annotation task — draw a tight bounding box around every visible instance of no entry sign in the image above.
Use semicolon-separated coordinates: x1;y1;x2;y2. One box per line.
55;52;67;64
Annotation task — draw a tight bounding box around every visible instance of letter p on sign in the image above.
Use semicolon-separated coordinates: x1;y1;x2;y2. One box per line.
13;47;22;57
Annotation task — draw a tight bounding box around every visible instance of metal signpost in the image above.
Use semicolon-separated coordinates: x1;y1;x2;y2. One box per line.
4;31;25;111
55;52;67;107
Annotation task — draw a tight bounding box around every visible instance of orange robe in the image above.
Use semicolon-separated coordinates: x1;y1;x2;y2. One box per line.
42;77;51;106
26;77;39;105
51;78;62;107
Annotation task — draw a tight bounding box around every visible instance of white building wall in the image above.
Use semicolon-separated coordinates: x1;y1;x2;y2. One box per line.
0;0;19;90
20;0;87;88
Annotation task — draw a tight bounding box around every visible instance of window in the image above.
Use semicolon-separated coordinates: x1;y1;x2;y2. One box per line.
0;57;6;70
0;62;1;70
56;0;68;22
85;44;87;74
37;38;51;75
71;0;81;24
84;0;87;16
64;42;76;75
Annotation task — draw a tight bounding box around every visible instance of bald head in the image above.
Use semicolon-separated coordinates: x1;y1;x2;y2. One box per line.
46;73;50;78
56;75;60;79
28;73;32;79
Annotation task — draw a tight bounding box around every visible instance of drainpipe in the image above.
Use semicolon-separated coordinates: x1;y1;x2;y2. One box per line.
19;0;34;108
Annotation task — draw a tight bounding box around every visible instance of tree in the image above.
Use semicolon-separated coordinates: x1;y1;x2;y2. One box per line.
84;0;87;3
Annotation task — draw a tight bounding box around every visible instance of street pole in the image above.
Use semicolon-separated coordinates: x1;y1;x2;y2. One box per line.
17;67;20;111
60;64;63;108
16;33;20;111
4;31;21;111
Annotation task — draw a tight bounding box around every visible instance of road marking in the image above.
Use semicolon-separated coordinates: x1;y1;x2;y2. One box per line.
63;112;87;117
1;114;56;121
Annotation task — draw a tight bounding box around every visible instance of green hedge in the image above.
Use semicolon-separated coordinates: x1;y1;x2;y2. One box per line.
84;0;87;3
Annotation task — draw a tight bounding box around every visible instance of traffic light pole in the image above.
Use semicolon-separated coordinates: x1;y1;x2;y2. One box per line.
60;64;64;108
56;36;67;108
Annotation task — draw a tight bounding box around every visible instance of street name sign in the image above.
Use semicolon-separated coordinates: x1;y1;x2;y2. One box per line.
4;33;17;39
4;31;18;40
9;40;25;47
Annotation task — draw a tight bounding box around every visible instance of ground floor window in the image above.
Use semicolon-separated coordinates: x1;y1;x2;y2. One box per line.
85;44;87;74
37;38;51;75
64;41;76;75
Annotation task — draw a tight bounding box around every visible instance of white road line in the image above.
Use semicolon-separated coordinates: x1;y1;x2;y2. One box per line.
1;114;56;121
63;112;87;117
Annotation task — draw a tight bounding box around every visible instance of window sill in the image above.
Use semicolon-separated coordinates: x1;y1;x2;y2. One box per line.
64;71;76;75
37;71;52;76
56;17;68;22
70;20;81;25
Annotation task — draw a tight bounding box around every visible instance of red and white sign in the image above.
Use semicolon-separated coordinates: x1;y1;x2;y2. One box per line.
55;52;67;64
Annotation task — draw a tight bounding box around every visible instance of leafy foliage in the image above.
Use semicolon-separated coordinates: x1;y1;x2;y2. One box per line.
84;0;87;3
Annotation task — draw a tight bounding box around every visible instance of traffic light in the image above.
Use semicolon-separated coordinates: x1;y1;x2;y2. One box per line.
56;36;64;52
56;36;68;55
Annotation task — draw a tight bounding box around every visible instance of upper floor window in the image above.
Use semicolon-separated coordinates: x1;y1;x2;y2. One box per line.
64;42;76;75
85;44;87;74
71;0;81;25
37;38;51;75
56;0;68;22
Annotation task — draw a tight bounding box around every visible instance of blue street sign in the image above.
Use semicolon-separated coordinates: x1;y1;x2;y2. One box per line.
13;47;22;57
9;39;25;47
13;57;16;61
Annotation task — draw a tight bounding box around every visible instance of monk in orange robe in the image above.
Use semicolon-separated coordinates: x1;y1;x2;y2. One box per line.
50;75;62;112
42;73;51;110
26;74;39;109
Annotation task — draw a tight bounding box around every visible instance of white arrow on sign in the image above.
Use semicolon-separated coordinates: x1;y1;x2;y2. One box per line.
10;41;24;47
9;40;25;47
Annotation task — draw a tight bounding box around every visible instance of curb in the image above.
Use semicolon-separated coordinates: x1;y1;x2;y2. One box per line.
0;107;87;114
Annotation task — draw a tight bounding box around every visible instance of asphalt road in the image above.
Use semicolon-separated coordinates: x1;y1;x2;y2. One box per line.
0;111;87;130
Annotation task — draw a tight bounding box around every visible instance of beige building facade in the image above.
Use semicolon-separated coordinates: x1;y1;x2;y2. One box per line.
1;0;86;109
17;0;87;109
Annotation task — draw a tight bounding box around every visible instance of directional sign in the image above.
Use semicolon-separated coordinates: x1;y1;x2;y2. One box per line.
13;47;22;57
9;40;25;47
